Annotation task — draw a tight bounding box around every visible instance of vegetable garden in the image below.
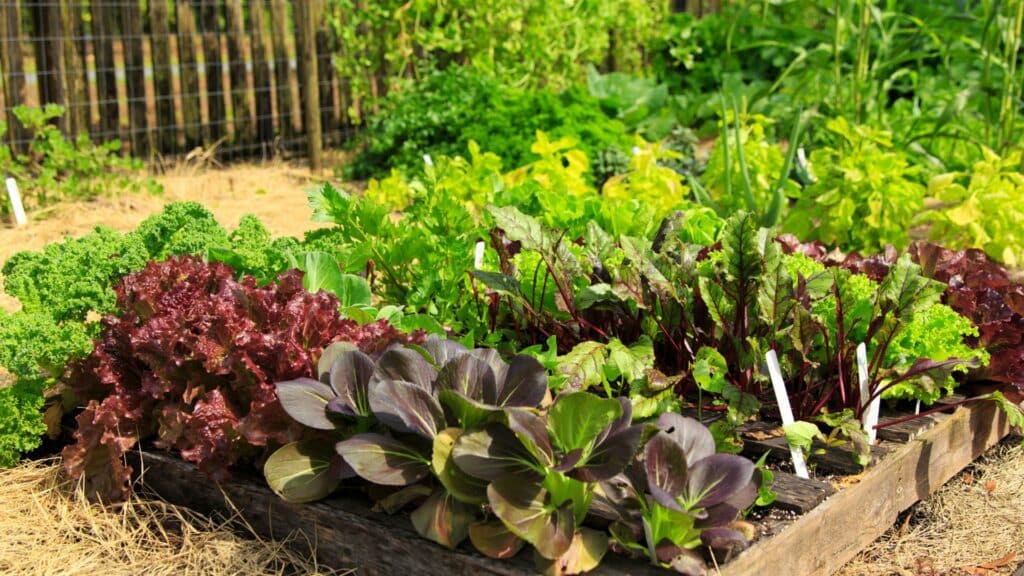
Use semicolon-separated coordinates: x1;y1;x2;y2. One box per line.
2;1;1024;574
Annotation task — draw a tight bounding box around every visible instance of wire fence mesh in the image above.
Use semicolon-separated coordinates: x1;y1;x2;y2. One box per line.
0;0;353;164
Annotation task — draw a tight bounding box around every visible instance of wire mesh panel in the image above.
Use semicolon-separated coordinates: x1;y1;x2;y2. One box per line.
0;0;352;163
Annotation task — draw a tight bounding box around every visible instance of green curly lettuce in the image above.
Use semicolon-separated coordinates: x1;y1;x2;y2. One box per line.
0;379;48;468
0;311;92;380
882;303;987;403
134;201;232;258
1;226;150;322
205;214;302;283
0;203;309;467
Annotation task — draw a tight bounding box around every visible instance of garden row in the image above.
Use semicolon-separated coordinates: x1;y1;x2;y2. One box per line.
2;160;1023;573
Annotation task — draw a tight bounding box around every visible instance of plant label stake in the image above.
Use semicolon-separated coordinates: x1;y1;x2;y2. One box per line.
766;350;810;479
474;241;485;269
856;343;880;444
5;177;27;226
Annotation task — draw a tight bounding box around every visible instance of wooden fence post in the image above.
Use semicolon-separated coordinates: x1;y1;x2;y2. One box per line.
122;0;151;156
225;0;253;147
150;0;178;154
249;0;275;154
200;0;226;143
60;2;89;137
28;0;65;128
269;0;295;142
176;1;202;150
295;0;322;172
315;6;338;146
0;0;28;150
91;0;120;141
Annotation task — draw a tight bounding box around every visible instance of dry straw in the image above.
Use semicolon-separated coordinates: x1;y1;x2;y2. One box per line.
0;457;349;576
839;437;1024;576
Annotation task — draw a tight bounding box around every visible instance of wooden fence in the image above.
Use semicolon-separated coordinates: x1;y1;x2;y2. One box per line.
0;1;721;170
0;0;345;168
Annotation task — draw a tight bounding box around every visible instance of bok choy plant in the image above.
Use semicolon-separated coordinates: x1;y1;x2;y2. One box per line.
268;336;764;574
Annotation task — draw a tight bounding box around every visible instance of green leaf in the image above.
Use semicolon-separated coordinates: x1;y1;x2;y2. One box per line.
432;428;488;505
534;527;608;576
574;284;621;310
556;342;608;392
338;273;373;307
469;520;525;559
692;346;728;394
307;182;351;223
293;251;344;296
605;337;654;384
336;433;430;486
410;490;475;550
986;391;1024;429
264;441;341;503
471;270;522;296
487;478;575;560
451;424;541;481
547;392;622;456
783;421;824;457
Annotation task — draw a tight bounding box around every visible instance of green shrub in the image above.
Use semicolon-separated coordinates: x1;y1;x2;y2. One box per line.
346;68;632;180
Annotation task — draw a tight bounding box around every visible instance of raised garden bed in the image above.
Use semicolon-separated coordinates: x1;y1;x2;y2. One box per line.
130;399;1011;576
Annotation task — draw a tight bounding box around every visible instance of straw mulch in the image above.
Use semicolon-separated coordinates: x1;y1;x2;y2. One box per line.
0;458;348;576
838;435;1024;576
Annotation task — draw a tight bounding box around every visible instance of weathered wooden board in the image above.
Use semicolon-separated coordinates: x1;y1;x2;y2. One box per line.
769;471;835;514
876;412;947;443
132;399;1010;576
721;400;1011;576
740;420;893;475
131;451;665;576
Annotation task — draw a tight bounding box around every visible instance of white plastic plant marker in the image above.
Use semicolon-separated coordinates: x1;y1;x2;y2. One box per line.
5;177;27;226
856;342;880;444
766;349;810;479
915;400;921;415
423;154;433;167
474;241;485;269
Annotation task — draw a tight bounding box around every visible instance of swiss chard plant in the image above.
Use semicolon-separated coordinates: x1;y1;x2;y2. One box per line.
478;208;983;463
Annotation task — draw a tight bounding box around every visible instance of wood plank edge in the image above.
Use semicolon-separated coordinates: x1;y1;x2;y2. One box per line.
130;451;668;576
720;400;1011;576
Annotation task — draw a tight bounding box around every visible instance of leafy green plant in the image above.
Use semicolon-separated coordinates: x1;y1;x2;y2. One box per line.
785;117;925;252
346;68;632;182
326;0;670;123
595;413;759;573
0;104;160;218
271;337;762;574
476;208;983;462
586;65;677;140
921;148;1024;267
0;203;339;468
